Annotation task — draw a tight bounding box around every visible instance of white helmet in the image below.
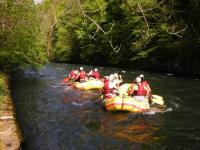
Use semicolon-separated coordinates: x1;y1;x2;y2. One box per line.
94;68;98;71
80;67;83;70
139;74;144;78
135;77;141;83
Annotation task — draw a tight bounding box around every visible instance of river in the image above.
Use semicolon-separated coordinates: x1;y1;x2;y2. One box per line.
11;63;200;150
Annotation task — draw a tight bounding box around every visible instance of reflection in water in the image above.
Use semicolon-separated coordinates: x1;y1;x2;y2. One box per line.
11;63;200;150
79;111;165;143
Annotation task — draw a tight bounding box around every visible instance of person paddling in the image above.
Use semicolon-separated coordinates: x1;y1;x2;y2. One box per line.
112;73;123;88
139;74;151;98
68;68;79;81
102;76;116;99
74;67;87;82
129;77;149;101
92;68;100;79
88;68;100;80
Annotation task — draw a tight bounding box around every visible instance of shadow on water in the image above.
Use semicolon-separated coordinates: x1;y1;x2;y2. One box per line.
11;63;200;150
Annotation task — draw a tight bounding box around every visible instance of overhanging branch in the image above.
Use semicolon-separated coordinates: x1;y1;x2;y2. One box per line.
77;0;121;52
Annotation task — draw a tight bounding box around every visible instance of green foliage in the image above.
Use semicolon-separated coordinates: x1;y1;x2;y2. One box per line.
0;0;199;74
0;0;47;69
41;0;200;74
51;0;167;65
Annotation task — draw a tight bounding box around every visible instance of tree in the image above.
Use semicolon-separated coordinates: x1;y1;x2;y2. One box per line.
0;0;47;69
40;0;200;74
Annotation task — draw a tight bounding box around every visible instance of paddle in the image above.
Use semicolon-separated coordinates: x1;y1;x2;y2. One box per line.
121;94;126;111
63;77;69;83
151;95;164;106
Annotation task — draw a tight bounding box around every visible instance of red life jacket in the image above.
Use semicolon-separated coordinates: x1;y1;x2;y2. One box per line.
69;70;75;79
134;83;146;96
103;80;110;94
103;79;111;97
142;81;148;87
79;71;86;79
142;80;152;97
92;71;100;79
103;79;115;99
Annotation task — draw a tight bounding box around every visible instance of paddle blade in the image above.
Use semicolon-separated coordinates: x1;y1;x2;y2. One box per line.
151;95;164;105
63;77;69;83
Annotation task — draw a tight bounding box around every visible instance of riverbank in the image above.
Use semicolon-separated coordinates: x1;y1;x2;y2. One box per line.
0;73;22;150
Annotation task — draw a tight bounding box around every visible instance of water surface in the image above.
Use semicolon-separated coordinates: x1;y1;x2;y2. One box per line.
11;63;200;150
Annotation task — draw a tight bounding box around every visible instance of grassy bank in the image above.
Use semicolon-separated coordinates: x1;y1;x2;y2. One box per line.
0;73;6;110
0;72;22;150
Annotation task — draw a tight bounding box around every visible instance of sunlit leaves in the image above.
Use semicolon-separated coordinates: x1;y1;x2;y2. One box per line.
0;0;47;68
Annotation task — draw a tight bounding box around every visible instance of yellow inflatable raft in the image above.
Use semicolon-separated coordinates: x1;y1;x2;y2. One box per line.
103;95;164;113
74;80;104;90
103;96;150;112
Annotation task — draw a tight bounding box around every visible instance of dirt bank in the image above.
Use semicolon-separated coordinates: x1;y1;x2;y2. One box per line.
0;74;22;150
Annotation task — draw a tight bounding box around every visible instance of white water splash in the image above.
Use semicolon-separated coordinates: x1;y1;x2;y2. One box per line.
50;85;60;88
171;101;180;109
144;107;173;115
71;101;91;107
121;71;126;73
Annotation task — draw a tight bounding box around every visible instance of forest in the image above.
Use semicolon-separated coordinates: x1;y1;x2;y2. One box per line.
0;0;200;75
